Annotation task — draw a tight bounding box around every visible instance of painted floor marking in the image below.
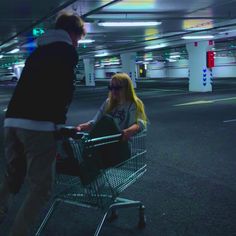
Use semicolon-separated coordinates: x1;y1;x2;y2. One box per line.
223;119;236;123
174;96;236;107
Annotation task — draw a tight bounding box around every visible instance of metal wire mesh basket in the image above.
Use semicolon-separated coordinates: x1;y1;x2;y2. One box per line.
36;129;147;236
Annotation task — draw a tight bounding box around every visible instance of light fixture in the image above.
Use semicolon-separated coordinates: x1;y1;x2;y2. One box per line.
98;21;162;27
182;35;214;39
145;43;166;50
144;58;152;61
78;39;95;43
169;55;180;58
0;55;3;59
7;48;20;54
167;58;177;62
95;52;109;57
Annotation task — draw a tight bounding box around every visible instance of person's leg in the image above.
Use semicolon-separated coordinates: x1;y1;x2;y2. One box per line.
9;129;56;236
0;127;26;223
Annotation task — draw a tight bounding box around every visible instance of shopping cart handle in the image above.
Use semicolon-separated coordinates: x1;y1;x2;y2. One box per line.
85;133;123;147
59;126;86;139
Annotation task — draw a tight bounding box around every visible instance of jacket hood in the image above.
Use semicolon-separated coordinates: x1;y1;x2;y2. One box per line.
37;29;72;46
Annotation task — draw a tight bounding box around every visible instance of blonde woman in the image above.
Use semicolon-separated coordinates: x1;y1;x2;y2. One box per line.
77;73;147;140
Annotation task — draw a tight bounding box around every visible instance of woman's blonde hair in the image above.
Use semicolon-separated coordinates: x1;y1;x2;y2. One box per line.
106;73;147;126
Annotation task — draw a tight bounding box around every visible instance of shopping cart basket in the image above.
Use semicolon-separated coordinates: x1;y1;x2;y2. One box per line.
35;127;147;236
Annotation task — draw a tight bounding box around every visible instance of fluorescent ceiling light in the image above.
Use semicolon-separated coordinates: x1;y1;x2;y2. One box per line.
167;58;177;62
182;35;214;39
170;55;180;58
95;52;109;57
145;44;166;50
0;55;3;59
78;39;95;43
7;48;20;54
98;21;161;27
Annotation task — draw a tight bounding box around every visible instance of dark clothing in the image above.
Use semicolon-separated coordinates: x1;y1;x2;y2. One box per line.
0;29;79;236
5;42;78;124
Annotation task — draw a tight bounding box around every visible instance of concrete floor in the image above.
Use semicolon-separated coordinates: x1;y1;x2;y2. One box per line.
0;80;236;236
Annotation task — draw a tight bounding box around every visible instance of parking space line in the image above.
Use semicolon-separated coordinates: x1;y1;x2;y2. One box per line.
223;119;236;123
174;96;236;107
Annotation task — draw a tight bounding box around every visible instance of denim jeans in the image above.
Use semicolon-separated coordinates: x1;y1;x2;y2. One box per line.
0;127;56;236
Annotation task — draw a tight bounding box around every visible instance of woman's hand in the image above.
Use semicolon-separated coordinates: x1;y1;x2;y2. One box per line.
122;124;140;141
122;129;133;140
76;122;92;131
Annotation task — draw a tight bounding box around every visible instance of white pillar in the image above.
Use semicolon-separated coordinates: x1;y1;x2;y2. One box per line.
83;58;95;86
120;52;137;88
13;65;23;79
186;40;214;92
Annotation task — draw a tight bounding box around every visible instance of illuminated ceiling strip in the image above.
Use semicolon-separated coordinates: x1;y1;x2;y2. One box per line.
95;53;109;57
170;55;180;58
78;39;95;43
182;35;214;39
145;44;166;50
98;21;161;27
7;48;20;54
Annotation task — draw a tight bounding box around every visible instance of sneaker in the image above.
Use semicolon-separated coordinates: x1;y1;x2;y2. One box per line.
0;206;8;224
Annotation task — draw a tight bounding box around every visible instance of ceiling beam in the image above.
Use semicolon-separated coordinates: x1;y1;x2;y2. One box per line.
0;0;122;48
0;0;80;48
85;12;236;20
82;0;122;18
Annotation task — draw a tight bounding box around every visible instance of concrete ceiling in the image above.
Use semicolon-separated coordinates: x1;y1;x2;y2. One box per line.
1;0;236;66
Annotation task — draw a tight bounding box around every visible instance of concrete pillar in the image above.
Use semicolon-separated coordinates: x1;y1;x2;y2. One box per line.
186;40;214;92
120;52;137;88
83;58;95;86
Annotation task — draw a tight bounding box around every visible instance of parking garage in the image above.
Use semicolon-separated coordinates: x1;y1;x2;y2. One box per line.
0;1;236;236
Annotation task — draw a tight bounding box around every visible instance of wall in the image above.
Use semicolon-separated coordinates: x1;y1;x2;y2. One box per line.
146;62;166;78
147;57;236;79
213;57;236;78
147;60;189;79
95;66;122;79
94;56;236;79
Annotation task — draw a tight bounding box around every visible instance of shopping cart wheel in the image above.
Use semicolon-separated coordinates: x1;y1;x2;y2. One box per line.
108;209;118;222
138;205;146;229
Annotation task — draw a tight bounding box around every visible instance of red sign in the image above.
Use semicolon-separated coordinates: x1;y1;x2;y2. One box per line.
206;51;215;68
209;40;214;45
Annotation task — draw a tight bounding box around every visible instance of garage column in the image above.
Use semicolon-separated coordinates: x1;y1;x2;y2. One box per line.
120;52;137;88
83;58;95;86
186;40;214;92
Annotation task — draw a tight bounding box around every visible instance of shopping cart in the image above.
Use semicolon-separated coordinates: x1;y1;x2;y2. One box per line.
35;127;147;236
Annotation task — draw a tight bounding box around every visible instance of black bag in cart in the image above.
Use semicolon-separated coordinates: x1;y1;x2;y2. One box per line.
88;115;131;169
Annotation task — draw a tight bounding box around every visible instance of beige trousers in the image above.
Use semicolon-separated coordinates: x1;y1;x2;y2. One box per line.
0;127;56;236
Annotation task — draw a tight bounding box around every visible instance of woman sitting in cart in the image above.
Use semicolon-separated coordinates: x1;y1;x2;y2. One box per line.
77;72;147;140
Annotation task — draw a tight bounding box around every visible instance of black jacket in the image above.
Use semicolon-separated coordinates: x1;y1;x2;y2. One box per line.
6;39;78;124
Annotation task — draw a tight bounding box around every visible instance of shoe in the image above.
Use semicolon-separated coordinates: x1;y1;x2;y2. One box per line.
0;206;8;224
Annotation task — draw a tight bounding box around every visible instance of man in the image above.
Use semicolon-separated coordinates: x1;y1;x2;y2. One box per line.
0;12;86;236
